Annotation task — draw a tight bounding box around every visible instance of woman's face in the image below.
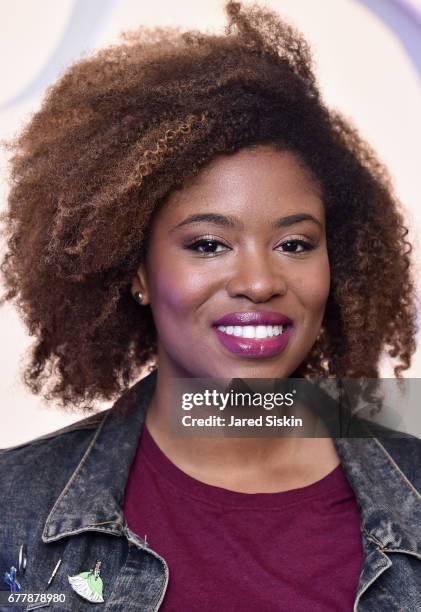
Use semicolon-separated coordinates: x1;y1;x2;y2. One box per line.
133;145;330;379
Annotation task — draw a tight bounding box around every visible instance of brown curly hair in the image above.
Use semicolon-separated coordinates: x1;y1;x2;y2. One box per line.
0;0;418;412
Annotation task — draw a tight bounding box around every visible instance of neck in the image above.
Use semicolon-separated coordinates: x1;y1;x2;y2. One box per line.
144;367;341;493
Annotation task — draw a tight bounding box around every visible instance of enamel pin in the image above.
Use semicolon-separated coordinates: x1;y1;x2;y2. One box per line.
17;544;27;582
4;566;21;593
68;560;104;603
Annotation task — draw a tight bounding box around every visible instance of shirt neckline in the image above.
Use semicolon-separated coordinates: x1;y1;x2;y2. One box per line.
136;424;353;509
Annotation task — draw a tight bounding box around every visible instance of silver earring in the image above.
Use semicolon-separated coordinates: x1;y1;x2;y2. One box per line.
134;291;144;304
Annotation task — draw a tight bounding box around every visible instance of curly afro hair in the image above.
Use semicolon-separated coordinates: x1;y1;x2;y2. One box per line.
0;0;418;412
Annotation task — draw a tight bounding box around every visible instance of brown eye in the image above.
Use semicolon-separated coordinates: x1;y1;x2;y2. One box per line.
278;239;314;253
186;239;229;255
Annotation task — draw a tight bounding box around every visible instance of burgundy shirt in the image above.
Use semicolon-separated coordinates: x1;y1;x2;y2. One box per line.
123;426;363;611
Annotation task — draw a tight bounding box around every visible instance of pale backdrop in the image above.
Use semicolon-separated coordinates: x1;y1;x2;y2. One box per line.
1;0;421;448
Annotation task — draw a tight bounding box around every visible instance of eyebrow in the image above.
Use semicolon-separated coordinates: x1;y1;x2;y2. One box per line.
171;212;323;231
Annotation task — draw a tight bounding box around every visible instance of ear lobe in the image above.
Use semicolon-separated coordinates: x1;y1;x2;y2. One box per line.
131;262;150;305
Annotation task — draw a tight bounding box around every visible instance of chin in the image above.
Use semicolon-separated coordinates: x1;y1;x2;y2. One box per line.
206;362;292;380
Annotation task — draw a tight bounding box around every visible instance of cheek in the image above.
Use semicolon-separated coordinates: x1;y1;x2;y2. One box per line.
148;252;214;317
290;257;330;311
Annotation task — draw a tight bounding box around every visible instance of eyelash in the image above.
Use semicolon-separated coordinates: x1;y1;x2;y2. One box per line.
185;236;316;256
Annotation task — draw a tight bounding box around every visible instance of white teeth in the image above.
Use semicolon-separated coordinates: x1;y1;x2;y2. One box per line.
243;325;255;338
255;325;267;338
216;324;285;338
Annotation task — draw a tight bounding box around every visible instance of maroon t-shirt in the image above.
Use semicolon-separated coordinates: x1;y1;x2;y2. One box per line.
123;426;363;611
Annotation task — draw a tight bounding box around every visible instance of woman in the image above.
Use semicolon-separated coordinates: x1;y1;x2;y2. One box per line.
0;1;420;610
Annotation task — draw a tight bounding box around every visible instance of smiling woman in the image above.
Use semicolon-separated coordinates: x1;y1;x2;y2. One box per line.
133;147;329;376
0;1;420;610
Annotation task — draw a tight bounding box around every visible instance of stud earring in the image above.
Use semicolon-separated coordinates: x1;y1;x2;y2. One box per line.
133;291;144;304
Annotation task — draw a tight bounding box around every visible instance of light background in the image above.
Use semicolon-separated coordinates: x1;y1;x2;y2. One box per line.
1;0;420;448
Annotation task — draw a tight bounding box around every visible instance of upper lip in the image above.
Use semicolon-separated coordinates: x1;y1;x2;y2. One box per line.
213;311;293;326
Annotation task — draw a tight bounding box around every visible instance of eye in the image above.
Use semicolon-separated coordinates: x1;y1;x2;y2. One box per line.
277;239;315;254
186;238;229;256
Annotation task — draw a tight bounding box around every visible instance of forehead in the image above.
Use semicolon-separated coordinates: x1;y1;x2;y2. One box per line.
154;146;324;227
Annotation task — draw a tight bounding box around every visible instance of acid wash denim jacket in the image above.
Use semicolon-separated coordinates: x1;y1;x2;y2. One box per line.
0;369;420;612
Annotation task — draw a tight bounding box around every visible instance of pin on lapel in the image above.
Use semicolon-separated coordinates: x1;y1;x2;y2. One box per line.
46;558;62;588
4;566;21;593
25;559;63;612
18;544;27;579
4;543;27;593
68;560;104;603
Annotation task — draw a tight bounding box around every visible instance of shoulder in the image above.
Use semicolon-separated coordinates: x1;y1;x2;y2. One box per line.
375;435;421;493
0;409;107;457
0;370;154;506
0;411;108;508
0;410;106;452
364;420;421;494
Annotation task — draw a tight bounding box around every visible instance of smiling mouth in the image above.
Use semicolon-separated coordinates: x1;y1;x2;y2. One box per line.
215;324;287;339
212;324;293;358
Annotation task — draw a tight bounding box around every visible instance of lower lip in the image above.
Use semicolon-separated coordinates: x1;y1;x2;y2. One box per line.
212;325;293;358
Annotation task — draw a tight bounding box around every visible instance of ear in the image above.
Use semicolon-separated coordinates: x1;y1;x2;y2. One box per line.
131;262;150;305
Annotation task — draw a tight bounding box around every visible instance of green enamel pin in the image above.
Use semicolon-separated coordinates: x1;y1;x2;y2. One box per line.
68;560;104;603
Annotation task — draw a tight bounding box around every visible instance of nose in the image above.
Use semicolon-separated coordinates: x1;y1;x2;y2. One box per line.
225;248;287;303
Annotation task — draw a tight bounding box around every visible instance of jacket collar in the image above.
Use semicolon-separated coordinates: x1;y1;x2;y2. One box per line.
43;369;421;558
334;436;421;557
42;369;157;543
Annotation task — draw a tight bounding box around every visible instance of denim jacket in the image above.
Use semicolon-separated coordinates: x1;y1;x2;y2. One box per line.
1;369;420;611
